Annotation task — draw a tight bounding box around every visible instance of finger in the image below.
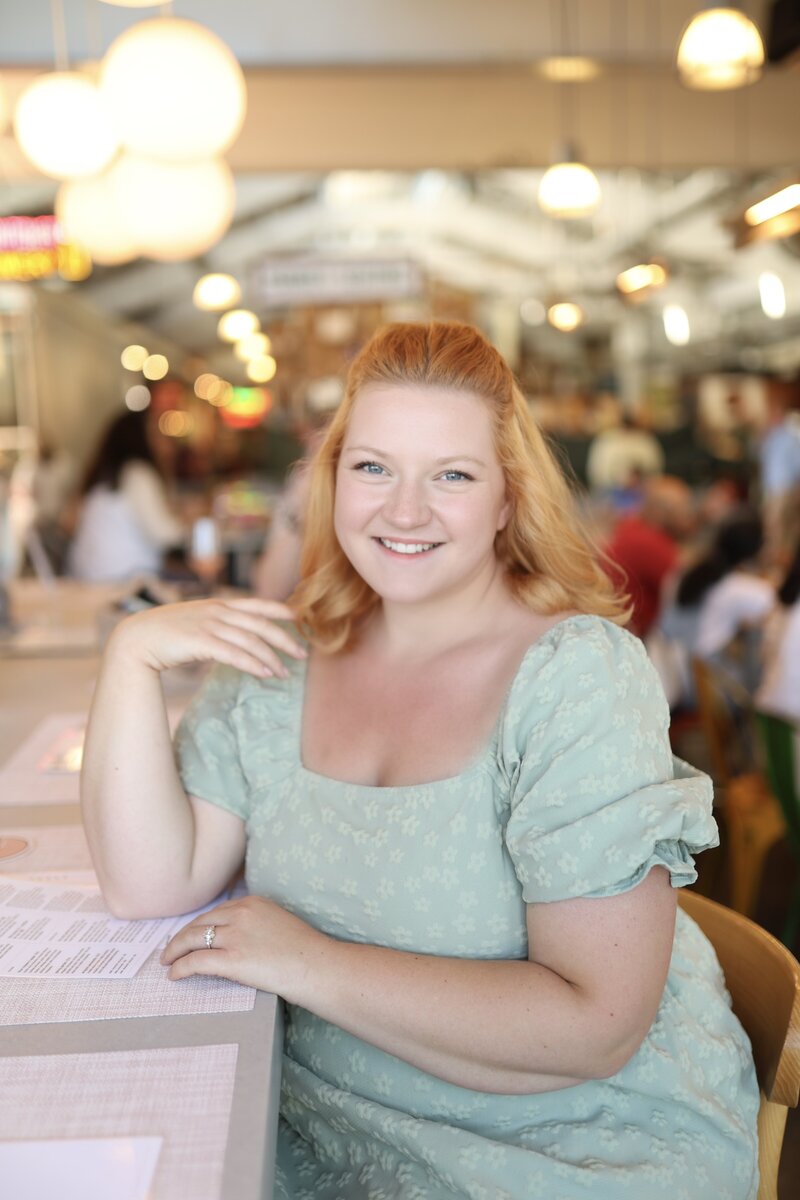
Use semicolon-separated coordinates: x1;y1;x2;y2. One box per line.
203;634;285;679
161;923;217;964
205;624;291;678
213;609;307;660
167;948;234;982
222;600;307;656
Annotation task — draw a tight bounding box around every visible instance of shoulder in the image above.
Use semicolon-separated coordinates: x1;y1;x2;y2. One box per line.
505;614;659;733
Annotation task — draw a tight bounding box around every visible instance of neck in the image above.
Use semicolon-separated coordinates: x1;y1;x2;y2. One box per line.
364;561;514;661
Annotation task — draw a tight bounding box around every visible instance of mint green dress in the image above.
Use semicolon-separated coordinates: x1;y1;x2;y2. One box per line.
175;615;759;1200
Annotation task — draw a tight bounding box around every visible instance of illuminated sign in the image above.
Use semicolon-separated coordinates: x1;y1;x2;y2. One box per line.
0;216;92;282
220;387;272;429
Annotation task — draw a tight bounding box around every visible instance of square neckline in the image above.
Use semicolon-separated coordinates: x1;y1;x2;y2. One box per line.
290;613;593;792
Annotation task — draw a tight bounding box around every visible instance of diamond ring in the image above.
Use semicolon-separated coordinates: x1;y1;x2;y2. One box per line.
204;924;216;949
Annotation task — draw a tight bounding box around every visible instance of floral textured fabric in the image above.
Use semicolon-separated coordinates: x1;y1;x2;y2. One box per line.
175;615;759;1200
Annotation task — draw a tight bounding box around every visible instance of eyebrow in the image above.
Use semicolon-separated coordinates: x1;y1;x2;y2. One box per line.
343;445;488;467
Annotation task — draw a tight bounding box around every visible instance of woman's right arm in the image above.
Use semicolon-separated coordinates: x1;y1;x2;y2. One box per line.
81;597;306;919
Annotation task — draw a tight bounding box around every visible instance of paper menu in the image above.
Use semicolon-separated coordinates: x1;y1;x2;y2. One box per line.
0;1136;162;1200
0;879;178;980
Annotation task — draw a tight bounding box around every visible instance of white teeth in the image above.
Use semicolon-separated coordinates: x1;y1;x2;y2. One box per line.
379;538;439;555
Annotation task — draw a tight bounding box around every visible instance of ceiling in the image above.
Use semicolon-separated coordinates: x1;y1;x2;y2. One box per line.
1;0;799;379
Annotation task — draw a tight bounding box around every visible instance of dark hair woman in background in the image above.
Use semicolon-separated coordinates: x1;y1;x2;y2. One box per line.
68;409;184;583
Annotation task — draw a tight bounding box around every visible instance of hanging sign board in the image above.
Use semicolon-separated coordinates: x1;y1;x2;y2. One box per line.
252;257;422;307
0;216;91;282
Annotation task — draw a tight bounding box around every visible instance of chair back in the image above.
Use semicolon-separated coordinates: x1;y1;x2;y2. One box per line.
678;889;800;1107
691;657;758;786
755;711;800;857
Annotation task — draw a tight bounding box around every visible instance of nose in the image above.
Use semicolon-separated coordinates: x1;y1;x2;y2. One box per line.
382;478;431;529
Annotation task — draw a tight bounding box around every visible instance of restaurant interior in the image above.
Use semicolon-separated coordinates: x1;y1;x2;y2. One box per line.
1;2;800;1198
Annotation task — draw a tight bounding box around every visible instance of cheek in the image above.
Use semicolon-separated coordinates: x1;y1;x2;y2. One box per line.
333;479;373;539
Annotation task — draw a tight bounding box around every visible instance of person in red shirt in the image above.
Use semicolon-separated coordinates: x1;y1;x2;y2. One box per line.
604;476;695;638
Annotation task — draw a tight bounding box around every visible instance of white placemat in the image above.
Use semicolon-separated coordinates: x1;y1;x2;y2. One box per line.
0;940;256;1024
0;1044;238;1200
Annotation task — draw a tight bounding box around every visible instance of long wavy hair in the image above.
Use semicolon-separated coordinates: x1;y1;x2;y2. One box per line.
291;321;627;651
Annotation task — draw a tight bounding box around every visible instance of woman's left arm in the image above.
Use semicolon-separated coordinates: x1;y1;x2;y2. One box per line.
162;866;676;1094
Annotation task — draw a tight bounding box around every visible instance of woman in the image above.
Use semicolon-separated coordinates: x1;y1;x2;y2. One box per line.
757;543;800;723
659;508;774;701
82;323;758;1199
68;409;184;582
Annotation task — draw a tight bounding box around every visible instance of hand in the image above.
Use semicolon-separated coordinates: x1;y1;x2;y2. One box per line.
108;597;307;678
160;894;329;1002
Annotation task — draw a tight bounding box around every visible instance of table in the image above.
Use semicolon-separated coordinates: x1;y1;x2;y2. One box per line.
0;584;283;1200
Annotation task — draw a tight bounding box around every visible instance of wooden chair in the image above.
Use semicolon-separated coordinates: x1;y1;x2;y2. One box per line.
691;659;786;916
679;890;800;1200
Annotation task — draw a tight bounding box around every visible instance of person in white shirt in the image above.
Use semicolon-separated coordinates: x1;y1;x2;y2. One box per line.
758;545;800;724
68;410;184;583
659;509;774;698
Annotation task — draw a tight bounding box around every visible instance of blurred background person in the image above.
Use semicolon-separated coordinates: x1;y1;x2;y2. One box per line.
30;437;78;574
586;410;665;496
759;379;800;564
660;508;774;704
252;417;328;600
603;475;695;639
251;458;309;600
757;542;800;724
67;409;185;584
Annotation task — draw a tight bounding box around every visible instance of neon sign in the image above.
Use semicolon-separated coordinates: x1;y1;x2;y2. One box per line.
0;216;91;281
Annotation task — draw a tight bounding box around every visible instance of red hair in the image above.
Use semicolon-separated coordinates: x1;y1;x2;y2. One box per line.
291;321;626;651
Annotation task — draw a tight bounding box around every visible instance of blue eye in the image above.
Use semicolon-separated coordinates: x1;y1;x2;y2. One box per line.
354;461;386;475
440;470;473;482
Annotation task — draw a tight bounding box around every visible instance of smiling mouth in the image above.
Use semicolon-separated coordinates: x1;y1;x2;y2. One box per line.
375;537;443;555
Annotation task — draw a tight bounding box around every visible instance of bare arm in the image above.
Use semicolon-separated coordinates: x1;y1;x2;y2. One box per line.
164;867;676;1093
81;597;306;918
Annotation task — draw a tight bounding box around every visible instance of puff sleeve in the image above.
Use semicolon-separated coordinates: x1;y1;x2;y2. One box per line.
173;664;251;820
501;617;718;903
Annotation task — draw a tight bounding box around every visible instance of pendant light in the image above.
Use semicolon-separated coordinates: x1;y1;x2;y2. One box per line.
537;2;601;219
56;164;140;265
13;1;118;180
100;18;246;162
547;301;584;332
111;155;236;262
677;6;764;90
539;145;601;219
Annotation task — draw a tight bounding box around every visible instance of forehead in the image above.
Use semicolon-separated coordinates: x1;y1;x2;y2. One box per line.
344;384;496;445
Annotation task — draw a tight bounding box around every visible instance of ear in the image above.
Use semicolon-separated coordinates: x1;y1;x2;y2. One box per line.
497;495;512;532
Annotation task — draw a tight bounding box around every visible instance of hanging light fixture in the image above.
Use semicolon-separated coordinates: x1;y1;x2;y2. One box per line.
111;155;235;262
217;310;259;342
663;304;691;346
56;165;140;265
547;302;584;332
538;150;601;219
616;261;669;299
234;333;272;362
193;274;242;311
100;18;246;162
537;4;600;219
676;6;764;90
731;180;800;246
759;272;786;320
13;0;119;181
14;71;119;180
